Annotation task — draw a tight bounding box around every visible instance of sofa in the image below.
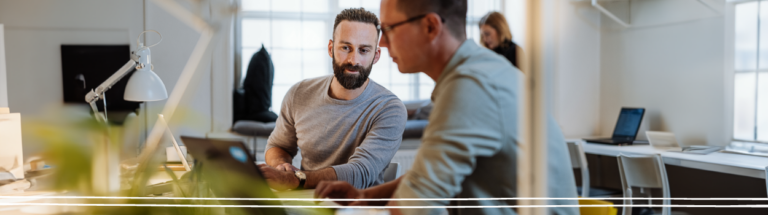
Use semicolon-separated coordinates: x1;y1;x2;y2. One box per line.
232;99;433;142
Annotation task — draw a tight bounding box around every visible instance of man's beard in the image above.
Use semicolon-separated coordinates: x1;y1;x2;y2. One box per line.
332;53;373;90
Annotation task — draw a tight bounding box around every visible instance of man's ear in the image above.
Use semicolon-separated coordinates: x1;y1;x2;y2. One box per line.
328;39;334;58
424;13;443;42
373;47;381;64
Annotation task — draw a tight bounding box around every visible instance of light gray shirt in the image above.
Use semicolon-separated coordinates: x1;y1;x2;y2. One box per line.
392;40;579;215
266;75;407;189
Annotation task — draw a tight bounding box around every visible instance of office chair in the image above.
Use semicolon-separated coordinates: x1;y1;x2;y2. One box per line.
617;153;682;215
567;140;622;197
567;140;591;196
762;166;768;215
382;163;402;182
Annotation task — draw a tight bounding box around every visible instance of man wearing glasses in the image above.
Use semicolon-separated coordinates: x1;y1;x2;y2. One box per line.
315;0;579;214
257;8;407;191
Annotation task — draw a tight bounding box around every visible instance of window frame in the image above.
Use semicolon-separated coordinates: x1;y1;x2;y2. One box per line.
234;3;336;89
726;0;768;146
234;0;504;110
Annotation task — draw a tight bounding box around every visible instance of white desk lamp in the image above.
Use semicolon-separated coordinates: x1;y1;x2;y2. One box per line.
84;30;168;122
83;30;190;194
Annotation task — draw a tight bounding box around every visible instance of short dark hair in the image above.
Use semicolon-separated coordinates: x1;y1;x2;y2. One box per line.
333;8;381;40
396;0;467;40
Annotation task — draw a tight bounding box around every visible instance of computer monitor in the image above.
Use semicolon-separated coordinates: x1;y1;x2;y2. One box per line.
612;107;645;140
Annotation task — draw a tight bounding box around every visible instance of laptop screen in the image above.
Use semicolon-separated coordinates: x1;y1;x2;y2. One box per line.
612;108;645;139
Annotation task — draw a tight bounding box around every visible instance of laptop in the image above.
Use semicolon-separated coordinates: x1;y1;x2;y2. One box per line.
646;131;721;154
584;107;645;145
180;136;286;215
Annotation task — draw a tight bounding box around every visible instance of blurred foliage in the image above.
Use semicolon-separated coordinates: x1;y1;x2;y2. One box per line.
26;106;106;193
24;105;332;215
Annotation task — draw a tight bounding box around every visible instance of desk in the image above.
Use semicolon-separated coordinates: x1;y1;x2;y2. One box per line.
573;140;768;179
0;189;342;215
573;140;768;215
274;189;316;199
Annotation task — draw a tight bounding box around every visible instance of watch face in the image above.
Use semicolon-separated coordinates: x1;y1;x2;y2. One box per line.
295;171;306;179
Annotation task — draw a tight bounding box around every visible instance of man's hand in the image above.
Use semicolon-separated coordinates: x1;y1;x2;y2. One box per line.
316;176;404;206
314;181;365;206
258;164;299;191
274;163;300;172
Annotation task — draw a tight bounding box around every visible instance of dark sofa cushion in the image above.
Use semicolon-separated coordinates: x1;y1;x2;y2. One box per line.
233;119;428;139
233;120;276;136
402;120;428;139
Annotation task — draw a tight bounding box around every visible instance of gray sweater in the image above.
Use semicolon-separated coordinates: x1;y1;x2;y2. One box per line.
392;40;579;215
265;75;407;188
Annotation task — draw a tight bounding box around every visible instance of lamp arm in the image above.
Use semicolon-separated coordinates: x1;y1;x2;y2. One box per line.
84;59;138;104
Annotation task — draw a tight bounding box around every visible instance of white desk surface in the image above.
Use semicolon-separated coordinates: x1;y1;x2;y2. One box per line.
0;189;338;215
571;139;768;179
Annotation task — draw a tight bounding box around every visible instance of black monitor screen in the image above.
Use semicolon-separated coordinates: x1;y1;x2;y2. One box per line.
61;45;140;112
612;108;645;138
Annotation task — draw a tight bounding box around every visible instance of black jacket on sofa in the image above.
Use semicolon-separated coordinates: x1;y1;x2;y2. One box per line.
234;45;278;123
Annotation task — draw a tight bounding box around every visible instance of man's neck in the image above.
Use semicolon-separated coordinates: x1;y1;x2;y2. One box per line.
422;36;464;82
329;77;369;100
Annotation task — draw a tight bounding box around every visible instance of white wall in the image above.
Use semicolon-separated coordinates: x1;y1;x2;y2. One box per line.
552;1;603;138
143;0;234;140
548;0;730;146
0;0;145;157
0;0;234;158
144;0;213;140
210;1;236;133
0;24;7;108
505;0;527;49
597;1;727;145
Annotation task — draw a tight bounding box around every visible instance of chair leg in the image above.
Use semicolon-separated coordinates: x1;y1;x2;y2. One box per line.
624;188;633;215
663;192;671;215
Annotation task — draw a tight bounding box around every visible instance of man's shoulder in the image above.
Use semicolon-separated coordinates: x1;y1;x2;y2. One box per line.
455;46;518;78
366;79;405;107
290;75;332;94
436;45;521;100
441;45;518;90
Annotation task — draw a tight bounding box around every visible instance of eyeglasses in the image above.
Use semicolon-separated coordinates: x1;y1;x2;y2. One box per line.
380;13;446;36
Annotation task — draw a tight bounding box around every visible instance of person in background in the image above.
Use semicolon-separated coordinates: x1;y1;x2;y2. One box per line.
478;11;523;70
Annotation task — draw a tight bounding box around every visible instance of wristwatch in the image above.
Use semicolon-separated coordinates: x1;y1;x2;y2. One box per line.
294;170;306;189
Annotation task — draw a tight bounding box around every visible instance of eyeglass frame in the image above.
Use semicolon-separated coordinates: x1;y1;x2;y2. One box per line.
379;13;446;40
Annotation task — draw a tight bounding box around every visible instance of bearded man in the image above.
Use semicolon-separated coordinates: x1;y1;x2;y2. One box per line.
257;8;408;190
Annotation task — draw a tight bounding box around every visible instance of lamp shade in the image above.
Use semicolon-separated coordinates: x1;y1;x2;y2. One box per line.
124;67;168;102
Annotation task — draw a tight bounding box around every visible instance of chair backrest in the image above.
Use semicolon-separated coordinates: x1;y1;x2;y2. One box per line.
566;141;585;168
567;141;590;197
760;168;768;215
382;162;401;182
617;153;671;215
617;154;667;188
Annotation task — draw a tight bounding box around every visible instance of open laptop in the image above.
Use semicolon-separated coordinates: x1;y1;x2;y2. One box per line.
584;107;645;145
180;136;286;215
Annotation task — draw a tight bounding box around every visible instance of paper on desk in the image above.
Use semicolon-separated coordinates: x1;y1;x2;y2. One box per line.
0;113;23;179
678;147;722;155
0;179;30;194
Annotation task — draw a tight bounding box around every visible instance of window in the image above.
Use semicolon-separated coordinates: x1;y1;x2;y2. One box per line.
238;0;502;113
733;1;768;142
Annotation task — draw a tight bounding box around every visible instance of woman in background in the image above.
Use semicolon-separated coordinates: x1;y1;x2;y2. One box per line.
479;11;523;70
